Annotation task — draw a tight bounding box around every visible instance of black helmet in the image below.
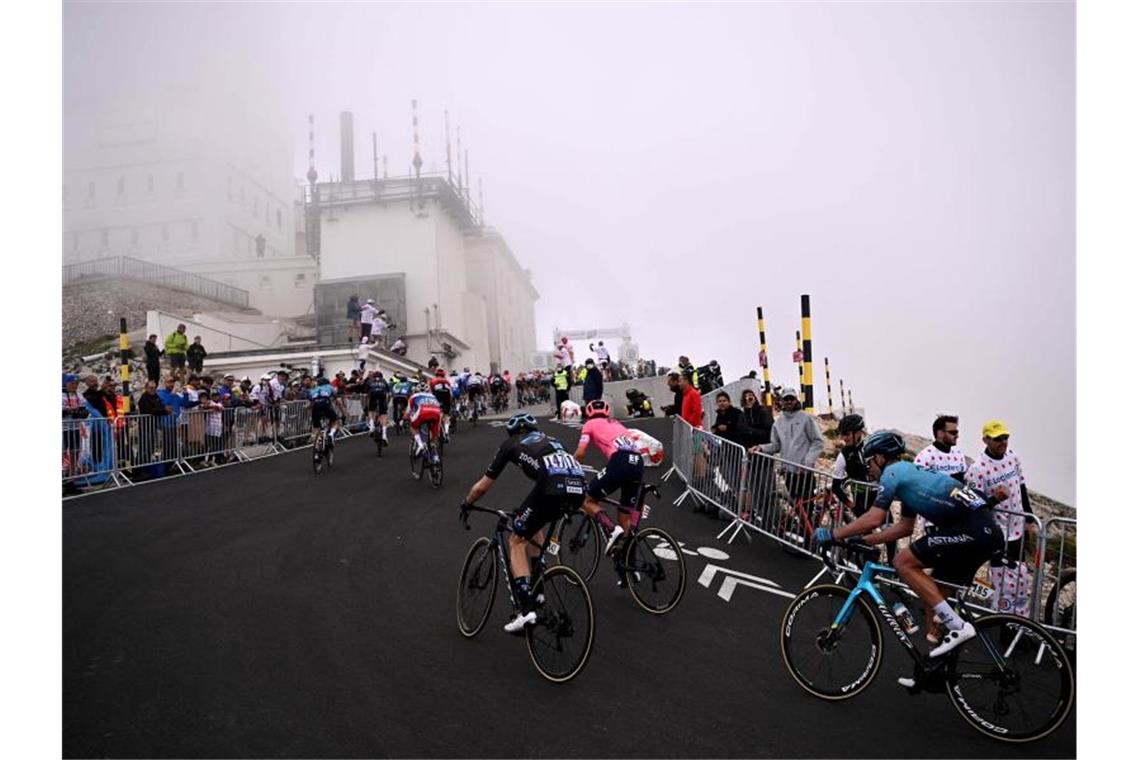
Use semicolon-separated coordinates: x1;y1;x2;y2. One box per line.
837;414;865;435
625;388;640;399
862;430;906;459
505;413;538;436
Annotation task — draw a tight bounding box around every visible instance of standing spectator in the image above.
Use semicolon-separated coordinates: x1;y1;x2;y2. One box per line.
752;385;823;504
738;388;773;447
914;414;967;481
360;298;379;342
217;373;236;403
346;294;362;343
144;334;163;383
582;359;604;404
165;324;189;374
356;337;371;371
62;374;88;492
660;371;685;416
136;380;167;475
372;309;390;348
552;365;571;419
677;355;699;389
966;420;1034;618
82;375;106;410
201;389;227;466
738;387;775;523
712;391;745;444
187;336;207;374
157;375;188;473
679;372;704;430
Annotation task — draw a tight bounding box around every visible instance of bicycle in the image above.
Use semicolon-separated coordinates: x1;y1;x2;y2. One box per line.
774;483;852;557
549;483;686;614
312;419;334;474
408;426;443;489
370;425;385;458
780;540;1074;743
1043;567;1076;659
456;503;595;683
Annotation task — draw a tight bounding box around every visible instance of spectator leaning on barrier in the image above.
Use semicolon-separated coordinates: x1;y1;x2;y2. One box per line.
680;372;704;430
144;334;163;383
738;388;773;447
753;385;823;502
965;419;1034;619
712;391;745;444
165;324;189;372
187;336;207;374
582;359;604;404
157;375;187;472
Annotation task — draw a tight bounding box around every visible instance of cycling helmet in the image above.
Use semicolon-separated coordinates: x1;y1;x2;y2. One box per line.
414;382;429;393
862;430;906;460
505;412;539;436
435;368;447;377
625;388;640;399
837;414;865;435
316;376;328;385
584;399;611;419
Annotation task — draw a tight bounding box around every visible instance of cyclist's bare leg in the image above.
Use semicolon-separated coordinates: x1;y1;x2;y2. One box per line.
582;494;616;533
893;548;946;608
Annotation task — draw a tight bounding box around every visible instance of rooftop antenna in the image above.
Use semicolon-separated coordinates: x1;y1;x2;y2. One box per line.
412;98;424;213
304;114;321;263
306;114;318;188
382;154;388;179
444;109;453;186
464;149;472;211
456;126;463;198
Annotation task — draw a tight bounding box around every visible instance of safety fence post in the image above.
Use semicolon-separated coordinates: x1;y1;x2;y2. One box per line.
756;306;773;406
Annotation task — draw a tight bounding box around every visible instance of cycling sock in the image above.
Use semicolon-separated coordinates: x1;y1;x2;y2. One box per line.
511;576;532;609
933;601;965;631
593;511;616;532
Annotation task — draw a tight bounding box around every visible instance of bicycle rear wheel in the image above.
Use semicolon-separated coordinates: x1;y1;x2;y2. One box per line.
944;614;1074;743
780;584;883;699
429;448;443;489
312;437;324;475
554;511;601;582
456;537;499;638
623;527;686;614
526;566;594;683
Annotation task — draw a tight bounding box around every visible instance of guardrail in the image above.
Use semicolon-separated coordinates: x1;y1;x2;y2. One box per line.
63;256;251;308
662;414;1077;642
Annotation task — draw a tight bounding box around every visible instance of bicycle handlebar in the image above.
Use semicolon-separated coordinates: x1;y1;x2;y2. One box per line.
820;538;878;573
458;502;511;530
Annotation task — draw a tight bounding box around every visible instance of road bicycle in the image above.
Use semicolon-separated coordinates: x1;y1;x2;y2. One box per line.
311;419;334;474
780;540;1074;743
456;503;595;683
549;483;686;614
369;424;385;458
1043;567;1076;659
774;483;852;557
407;426;443;489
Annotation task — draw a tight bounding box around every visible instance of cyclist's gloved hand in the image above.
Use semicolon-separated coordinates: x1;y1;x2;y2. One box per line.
813;527;833;546
459;500;472;516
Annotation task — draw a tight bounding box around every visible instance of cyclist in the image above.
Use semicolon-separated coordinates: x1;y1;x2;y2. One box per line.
460;412;587;633
489;372;508;412
308;375;340;448
390;372;413;429
467;371;487;416
830;414;876;518
365;370;390;446
813;430;1006;660
573;399;645;558
429;368;454;439
405;383;443;459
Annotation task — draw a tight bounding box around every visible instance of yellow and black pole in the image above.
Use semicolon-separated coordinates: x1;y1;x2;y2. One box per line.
795;330;804;404
824;356;833;417
119;317;131;413
756;306;772;406
847;388;854;414
800;294;815;414
839;378;846;415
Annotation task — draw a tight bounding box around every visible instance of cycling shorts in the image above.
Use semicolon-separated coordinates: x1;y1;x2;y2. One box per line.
910;509;1004;586
586;449;645;510
432;389;453;414
367;392;389;414
468;384;485;396
410;404;442;428
311;400;338;428
512;479;587;539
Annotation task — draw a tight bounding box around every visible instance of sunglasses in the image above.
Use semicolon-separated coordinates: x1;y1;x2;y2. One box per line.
944;430;960;436
992;435;1010;442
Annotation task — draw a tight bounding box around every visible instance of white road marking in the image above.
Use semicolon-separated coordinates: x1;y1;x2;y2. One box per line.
698;563;794;602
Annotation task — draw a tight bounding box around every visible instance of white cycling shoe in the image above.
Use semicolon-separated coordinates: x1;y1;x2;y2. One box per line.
604;525;625;556
929;622;975;657
503;610;537;635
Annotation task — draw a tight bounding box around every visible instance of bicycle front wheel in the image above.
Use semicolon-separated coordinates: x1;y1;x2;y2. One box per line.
429;451;444;489
526;566;595;683
780;584;882;699
554;511;601;582
623;527;686;614
944;614;1074;743
456;537;499;638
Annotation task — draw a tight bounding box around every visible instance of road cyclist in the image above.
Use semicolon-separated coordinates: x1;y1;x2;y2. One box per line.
428;368;454;442
389;372;413;435
365;370;391;454
308;375;340;472
404;383;444;486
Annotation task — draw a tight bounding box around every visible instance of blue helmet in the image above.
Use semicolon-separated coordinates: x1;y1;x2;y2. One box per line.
505;412;538;436
862;430;906;459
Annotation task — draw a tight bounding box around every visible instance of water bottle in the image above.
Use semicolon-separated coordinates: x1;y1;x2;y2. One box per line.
892;602;919;635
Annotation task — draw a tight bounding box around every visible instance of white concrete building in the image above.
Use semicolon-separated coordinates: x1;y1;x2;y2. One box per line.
63;87;316;317
311;173;539;372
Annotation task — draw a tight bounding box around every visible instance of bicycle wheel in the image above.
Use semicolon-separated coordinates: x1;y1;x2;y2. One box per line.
408;441;421;479
778;507;810;556
325;442;334;470
312;438;324;475
554;511;601;582
780;584;883;699
944;614;1074;742
456;537;499;638
1044;569;1076;655
429;448;444;489
623;527;686;614
525;566;595;683
373;430;384;458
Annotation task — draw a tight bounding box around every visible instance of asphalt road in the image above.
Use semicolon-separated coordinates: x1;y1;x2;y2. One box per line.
63;416;1076;758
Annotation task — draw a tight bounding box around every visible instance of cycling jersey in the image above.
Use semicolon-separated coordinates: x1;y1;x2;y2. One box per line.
914;443;968;479
486;431;586;490
309;383;336;402
871;461;987;527
366;377;390;397
468;375;485;390
578;417;640;461
407;392;443;430
391;380;413;398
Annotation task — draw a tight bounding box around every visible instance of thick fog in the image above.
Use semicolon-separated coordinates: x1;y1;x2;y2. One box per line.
64;1;1075;503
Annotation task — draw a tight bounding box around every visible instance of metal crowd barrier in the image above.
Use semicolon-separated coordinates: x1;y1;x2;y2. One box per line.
61;394;377;497
1034;516;1077;644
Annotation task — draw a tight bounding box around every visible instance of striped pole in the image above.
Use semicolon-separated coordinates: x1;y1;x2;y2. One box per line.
795;330;803;403
756;306;772;406
839;378;846;416
847;388;854;414
800;294;815;414
824;357;833;417
119;317;131;413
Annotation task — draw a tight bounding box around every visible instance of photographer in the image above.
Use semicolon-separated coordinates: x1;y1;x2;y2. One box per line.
697;359;724;395
625;388;654;418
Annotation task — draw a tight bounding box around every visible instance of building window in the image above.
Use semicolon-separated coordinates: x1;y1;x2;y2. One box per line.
190;220;199;242
147;175;154;194
294;272;306;288
276;209;282;229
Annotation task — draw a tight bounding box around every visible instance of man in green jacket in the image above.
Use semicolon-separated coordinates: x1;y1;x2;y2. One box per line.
165;324;189;373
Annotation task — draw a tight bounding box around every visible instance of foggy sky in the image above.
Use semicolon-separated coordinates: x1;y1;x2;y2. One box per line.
63;1;1075;503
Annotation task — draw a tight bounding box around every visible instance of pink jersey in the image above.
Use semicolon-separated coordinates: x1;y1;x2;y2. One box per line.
579;417;639;460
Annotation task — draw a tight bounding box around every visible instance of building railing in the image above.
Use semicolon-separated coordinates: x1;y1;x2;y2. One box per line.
62;256;251;309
